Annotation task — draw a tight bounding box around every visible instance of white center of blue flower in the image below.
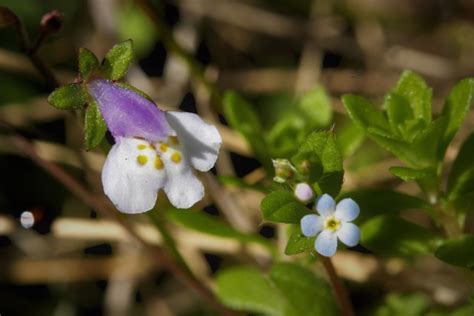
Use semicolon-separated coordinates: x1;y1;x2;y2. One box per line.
324;216;341;232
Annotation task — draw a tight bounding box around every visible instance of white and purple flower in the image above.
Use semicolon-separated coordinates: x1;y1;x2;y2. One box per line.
300;194;360;257
88;79;221;214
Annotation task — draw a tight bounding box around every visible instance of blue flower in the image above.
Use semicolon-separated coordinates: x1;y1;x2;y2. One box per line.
300;194;360;257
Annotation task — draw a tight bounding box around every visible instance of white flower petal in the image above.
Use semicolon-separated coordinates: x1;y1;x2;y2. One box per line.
315;230;338;257
300;214;323;237
315;194;336;217
165;111;222;172
335;198;360;222
102;137;166;214
161;147;204;209
337;222;360;247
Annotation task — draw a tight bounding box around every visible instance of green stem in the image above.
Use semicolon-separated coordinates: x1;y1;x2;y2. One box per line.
146;211;192;274
319;255;355;316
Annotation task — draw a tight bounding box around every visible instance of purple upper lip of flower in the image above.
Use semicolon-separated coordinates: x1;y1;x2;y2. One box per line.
88;79;171;142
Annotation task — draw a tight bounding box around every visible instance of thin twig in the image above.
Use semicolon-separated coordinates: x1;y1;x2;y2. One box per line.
9;9;59;88
319;255;355;316
0;121;238;316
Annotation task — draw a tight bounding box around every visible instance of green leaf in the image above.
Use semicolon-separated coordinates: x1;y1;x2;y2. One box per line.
47;83;87;109
447;133;474;201
297;88;332;127
270;263;338;316
336;120;365;158
440;78;474;151
384;92;414;137
285;224;314;255
223;91;272;171
101;40;134;80
435;235;474;268
342;94;392;136
166;209;271;248
78;48;99;80
292;131;344;196
395;70;432;124
318;134;344;196
361;215;442;257
389;166;436;181
84;100;107;150
340;189;429;224
260;191;311;223
374;293;430;316
216;264;337;316
216;266;285;316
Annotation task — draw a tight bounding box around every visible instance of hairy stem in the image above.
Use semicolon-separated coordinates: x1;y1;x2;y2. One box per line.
319;255;355;316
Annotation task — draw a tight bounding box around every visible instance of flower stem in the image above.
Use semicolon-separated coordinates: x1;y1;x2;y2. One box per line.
146;211;192;274
319;255;355;316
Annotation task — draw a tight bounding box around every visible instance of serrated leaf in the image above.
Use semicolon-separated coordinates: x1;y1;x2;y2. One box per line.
166;209;271;249
78;48;99;80
440;78;474;151
389;166;436;181
84;100;107;150
270;263;338;316
435;235;474;268
101;40;134;80
48;83;87;109
260;191;311;223
339;189;429;224
342;94;393;136
361;215;442;257
395;70;432;124
285;224;314;255
216;266;285;316
447;133;474;204
223;91;272;171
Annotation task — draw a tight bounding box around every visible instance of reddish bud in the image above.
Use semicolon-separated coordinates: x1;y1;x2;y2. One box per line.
40;10;63;34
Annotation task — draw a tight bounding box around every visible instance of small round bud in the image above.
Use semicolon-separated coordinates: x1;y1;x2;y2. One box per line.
40;10;63;35
294;183;314;203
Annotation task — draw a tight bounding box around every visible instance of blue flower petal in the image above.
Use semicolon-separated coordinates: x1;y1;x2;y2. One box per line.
335;198;360;222
300;214;323;237
337;222;360;247
315;194;336;217
315;230;338;257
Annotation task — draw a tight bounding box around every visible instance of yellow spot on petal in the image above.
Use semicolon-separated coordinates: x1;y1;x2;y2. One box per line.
169;136;179;145
159;143;169;152
155;155;164;170
171;152;182;164
137;155;148;165
137;144;147;150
